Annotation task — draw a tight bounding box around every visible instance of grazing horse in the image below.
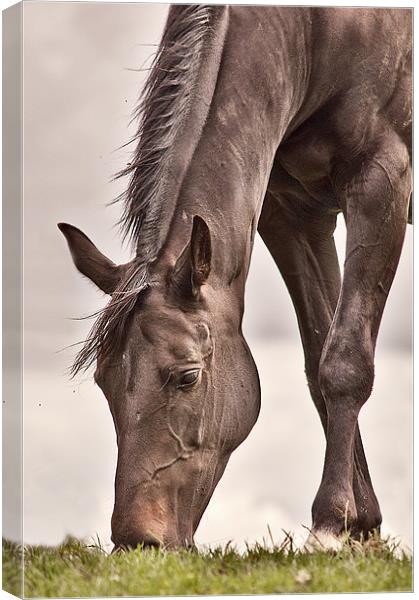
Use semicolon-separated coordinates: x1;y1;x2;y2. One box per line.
59;5;412;550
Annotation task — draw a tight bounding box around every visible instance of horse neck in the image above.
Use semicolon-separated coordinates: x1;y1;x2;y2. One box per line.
156;7;310;297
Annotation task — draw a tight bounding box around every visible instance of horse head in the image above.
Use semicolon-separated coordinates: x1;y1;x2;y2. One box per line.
59;216;260;549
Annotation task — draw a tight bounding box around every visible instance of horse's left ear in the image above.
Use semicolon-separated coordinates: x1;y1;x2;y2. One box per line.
171;215;212;298
58;222;125;295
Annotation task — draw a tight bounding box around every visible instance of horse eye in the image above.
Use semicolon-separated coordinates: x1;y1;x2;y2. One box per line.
178;369;201;388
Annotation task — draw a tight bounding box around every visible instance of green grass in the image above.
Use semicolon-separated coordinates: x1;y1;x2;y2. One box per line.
2;534;412;597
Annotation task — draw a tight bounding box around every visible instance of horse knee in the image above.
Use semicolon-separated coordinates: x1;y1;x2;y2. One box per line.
318;341;374;411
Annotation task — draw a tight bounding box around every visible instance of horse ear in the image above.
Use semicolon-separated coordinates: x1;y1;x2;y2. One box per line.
58;223;124;295
171;216;212;298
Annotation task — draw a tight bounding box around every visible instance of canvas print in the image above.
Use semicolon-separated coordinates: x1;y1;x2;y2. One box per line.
2;1;412;596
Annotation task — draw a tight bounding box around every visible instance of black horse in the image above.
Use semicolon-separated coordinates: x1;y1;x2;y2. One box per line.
59;6;412;550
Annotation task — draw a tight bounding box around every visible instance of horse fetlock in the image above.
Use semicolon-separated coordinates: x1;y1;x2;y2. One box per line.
351;506;382;540
312;484;358;535
352;475;382;538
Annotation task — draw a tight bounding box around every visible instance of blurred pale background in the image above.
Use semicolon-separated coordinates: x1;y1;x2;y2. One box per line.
8;2;412;551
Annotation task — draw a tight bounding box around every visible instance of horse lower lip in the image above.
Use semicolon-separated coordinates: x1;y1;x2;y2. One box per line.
140;539;161;549
111;538;161;552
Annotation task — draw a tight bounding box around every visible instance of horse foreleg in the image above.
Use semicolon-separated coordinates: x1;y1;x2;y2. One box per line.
258;190;382;544
258;195;340;430
312;137;411;540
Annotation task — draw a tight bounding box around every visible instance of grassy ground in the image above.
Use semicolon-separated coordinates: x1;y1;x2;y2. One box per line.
3;534;412;597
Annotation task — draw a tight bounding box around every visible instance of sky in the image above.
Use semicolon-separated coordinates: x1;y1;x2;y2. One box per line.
4;2;412;551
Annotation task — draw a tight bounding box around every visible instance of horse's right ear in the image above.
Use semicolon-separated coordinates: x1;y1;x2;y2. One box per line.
170;216;212;299
58;223;124;295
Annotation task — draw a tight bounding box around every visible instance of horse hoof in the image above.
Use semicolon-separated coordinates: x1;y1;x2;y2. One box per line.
303;530;345;553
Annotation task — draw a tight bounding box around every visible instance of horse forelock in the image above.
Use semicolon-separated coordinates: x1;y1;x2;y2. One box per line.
71;262;150;376
72;5;214;375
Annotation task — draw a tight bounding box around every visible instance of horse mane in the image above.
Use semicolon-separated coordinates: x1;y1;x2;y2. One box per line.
71;5;214;375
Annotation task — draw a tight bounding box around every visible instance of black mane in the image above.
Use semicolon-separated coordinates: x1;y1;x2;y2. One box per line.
72;5;213;375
